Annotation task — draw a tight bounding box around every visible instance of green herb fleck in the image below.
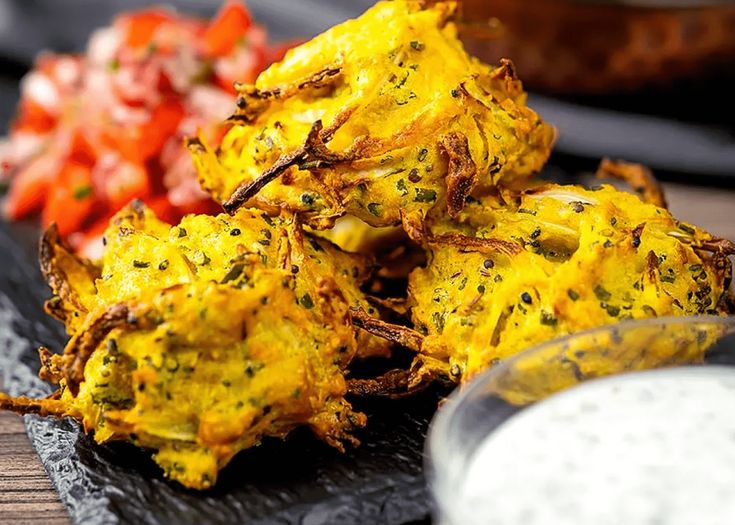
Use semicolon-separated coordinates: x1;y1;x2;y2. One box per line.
414;188;437;202
432;312;445;333
73;185;93;200
367;203;382;216
300;293;314;309
594;285;612;301
410;40;425;51
540;311;558;326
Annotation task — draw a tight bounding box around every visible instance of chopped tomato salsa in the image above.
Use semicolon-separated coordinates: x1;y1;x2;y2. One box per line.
0;2;269;257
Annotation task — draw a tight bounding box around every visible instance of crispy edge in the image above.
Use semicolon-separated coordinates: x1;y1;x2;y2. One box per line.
429;232;522;256
227;65;343;124
597;158;667;209
55;303;146;396
0;391;68;417
347;369;429;399
350;307;423;352
441;131;478;218
223;120;355;214
39;224;100;323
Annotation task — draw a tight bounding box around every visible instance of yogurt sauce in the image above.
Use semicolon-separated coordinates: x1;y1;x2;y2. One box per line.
450;367;735;525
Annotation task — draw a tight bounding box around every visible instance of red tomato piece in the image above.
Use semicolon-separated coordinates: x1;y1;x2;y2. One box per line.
13;98;57;134
202;2;252;58
42;162;99;236
138;98;185;161
122;10;173;48
3;151;61;219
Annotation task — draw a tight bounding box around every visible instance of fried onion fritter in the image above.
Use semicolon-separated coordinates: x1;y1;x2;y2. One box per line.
357;183;734;387
43;201;390;360
0;202;395;488
190;0;554;232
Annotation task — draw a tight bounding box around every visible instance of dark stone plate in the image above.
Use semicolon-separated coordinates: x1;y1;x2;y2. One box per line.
0;219;439;524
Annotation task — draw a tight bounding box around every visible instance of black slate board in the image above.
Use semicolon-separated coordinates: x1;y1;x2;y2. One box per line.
0;218;440;524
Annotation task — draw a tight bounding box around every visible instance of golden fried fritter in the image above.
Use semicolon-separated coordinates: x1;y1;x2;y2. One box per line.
0;202;396;489
42;201;390;360
357;183;734;387
190;0;553;232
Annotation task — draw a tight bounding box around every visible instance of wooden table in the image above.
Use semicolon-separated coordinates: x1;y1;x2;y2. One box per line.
1;182;734;524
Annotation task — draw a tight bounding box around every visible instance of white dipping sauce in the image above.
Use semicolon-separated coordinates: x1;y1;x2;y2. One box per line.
452;367;735;525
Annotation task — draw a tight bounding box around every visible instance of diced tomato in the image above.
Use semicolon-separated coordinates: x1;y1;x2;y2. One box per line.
68;129;97;166
107;133;140;165
122;10;172;48
13;98;57;134
138;98;185;161
42;162;99;236
143;195;180;224
202;2;252;58
3;151;60;219
105;98;184;164
174;197;221;218
4;3;272;251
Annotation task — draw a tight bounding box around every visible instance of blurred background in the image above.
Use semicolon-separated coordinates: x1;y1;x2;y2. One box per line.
0;0;734;183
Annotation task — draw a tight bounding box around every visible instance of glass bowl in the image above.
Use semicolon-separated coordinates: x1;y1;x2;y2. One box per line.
426;315;735;525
